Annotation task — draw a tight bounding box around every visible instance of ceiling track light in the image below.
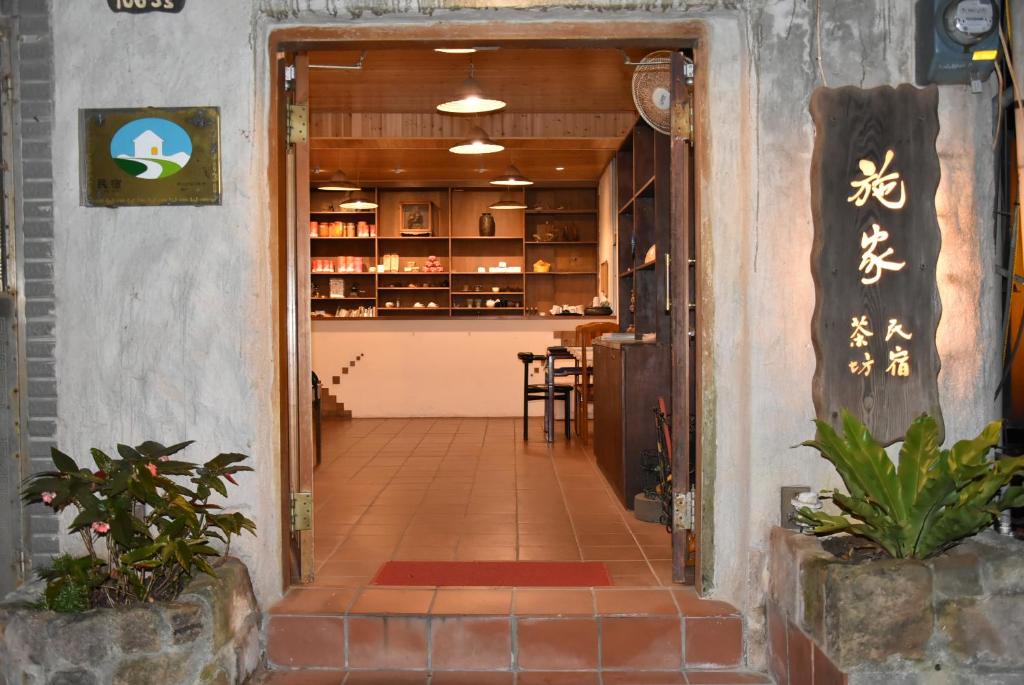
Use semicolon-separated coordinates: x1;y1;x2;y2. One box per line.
436;63;506;115
489;164;533;186
449;126;504;155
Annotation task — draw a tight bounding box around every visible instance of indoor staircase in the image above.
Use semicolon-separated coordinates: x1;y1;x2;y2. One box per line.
257;586;768;684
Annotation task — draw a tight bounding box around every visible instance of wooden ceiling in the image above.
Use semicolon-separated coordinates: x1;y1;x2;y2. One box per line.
308;47;648;184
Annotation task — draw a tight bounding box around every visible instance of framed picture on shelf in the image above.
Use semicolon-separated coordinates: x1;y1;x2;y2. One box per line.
399;201;433;236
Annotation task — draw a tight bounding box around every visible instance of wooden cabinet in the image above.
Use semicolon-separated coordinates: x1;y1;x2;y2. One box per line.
307;185;602;319
593;339;670;509
593;118;674;507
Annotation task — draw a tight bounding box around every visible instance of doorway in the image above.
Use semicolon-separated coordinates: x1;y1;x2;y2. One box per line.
270;27;706;594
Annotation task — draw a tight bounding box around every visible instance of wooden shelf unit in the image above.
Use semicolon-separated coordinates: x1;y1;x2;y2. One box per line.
594;118;674;510
307;185;603;319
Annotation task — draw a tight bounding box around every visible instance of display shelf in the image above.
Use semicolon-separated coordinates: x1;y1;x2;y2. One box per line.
311;297;376;301
620;260;657;277
525;209;598;215
526;241;598;246
453;290;524;295
307;184;601;320
309;211;376;216
380;307;450;312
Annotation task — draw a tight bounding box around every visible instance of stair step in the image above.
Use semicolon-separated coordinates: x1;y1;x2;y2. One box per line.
265;587;746;674
252;668;772;684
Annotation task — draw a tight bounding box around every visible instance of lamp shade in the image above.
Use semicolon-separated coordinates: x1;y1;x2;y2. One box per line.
489;164;533;186
437;76;506;114
339;192;378;210
449;127;504;155
316;173;361;192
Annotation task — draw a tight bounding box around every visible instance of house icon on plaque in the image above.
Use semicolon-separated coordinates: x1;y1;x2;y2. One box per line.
133;130;163;158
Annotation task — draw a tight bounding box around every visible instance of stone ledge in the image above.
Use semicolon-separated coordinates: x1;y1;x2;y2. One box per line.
0;557;260;685
768;527;1024;682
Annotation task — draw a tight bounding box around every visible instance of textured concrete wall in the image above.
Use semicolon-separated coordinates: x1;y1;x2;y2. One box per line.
49;0;1000;636
51;0;282;606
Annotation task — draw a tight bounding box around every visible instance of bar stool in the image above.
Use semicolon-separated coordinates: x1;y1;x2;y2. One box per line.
517;352;573;440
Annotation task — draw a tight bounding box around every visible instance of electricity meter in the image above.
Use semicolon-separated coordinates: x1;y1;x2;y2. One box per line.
916;0;1001;88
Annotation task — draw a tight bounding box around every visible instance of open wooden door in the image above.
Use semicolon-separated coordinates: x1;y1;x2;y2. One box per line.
275;50;316;585
670;51;698;586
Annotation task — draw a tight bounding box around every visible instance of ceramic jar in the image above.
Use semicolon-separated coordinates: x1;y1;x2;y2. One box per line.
479;212;496;237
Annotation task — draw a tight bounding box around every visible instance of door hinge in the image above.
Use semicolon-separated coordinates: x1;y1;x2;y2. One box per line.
291;491;313;532
287;104;308;145
672;98;693;142
673;491;695;531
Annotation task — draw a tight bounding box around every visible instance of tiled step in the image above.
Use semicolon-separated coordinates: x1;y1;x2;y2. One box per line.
265;587;749;674
252;668;771;683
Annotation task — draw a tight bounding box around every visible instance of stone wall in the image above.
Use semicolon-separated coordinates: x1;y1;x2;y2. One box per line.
46;1;1001;654
768;528;1024;684
0;558;260;685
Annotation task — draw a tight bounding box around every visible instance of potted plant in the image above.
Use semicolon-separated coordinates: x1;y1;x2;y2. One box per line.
0;441;260;685
768;411;1024;684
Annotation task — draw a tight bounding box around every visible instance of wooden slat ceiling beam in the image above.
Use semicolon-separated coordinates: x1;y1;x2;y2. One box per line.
308;46;652;183
308;48;640;114
310;112;637;140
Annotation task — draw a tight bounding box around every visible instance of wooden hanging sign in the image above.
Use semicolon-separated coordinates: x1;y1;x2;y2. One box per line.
810;84;943;445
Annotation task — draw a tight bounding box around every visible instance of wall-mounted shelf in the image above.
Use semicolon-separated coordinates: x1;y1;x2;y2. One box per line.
307;185;602;320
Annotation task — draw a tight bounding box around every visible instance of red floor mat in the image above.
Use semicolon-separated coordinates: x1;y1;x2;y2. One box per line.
371;560;614;587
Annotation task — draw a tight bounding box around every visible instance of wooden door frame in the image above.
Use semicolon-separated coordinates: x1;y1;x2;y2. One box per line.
267;20;713;593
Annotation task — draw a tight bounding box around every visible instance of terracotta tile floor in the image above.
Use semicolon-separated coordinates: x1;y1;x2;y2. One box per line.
312;417;676;588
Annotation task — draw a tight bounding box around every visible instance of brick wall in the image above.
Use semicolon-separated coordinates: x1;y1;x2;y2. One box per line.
9;0;56;573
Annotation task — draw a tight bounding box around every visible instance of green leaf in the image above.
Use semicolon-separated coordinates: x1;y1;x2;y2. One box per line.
117;444;144;462
50;448;79;474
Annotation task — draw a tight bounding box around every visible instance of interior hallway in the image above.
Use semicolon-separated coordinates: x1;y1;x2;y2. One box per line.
313;417;674;588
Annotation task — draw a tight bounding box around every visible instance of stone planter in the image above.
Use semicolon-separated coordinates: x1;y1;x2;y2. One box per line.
0;557;260;685
768;527;1024;684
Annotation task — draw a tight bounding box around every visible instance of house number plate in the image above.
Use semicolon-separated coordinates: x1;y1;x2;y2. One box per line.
107;0;185;13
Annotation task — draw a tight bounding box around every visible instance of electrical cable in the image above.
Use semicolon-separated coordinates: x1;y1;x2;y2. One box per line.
815;0;828;87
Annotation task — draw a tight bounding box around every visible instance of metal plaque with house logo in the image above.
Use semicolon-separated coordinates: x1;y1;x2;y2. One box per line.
79;107;220;206
809;85;943;445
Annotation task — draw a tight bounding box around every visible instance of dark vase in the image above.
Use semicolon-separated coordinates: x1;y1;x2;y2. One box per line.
479;212;496;236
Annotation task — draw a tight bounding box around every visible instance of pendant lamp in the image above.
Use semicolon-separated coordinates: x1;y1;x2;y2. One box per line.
449;126;504;155
489;191;527;210
436;63;506;114
339;187;377;210
489;164;533;186
316;171;361;192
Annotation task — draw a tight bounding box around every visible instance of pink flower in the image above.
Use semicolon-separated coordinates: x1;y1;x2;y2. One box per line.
91;521;110;535
145;463;158;477
41;491;56;505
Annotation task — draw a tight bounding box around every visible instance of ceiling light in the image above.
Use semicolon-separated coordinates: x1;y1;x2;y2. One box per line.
555;166;565;171
316;171;361;192
436;65;506;114
489;164;533;186
449;127;504;155
435;48;477;54
339;192;378;210
489;198;528;210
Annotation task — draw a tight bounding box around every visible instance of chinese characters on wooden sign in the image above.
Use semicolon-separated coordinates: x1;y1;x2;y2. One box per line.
810;85;943;444
80;107;220;207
